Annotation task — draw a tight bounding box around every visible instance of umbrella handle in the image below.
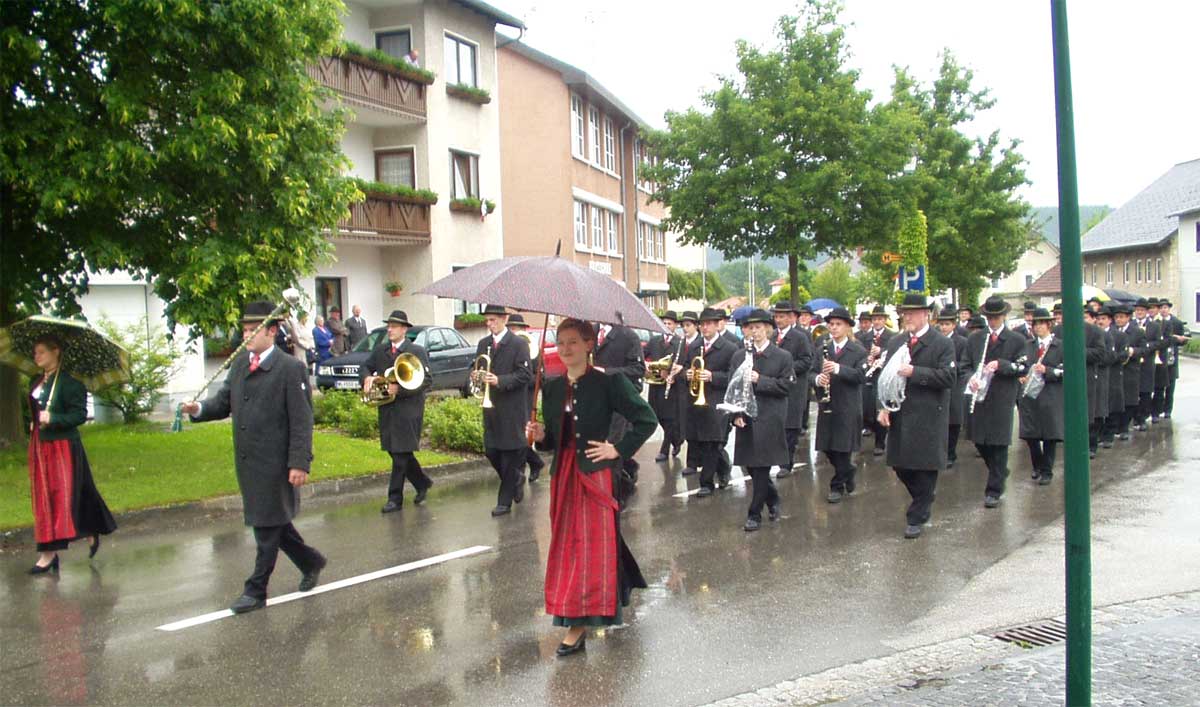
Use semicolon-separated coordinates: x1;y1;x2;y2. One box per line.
526;311;551;446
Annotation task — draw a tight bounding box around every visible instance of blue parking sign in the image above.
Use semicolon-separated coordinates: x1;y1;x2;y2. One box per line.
899;265;926;292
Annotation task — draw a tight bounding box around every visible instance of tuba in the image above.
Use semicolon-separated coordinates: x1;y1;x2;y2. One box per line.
688;351;708;407
811;323;829;342
645;354;674;385
469;350;494;409
362;352;425;407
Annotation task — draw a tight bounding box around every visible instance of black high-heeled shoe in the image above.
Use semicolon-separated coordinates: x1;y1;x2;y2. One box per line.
555;633;586;657
29;555;59;575
88;535;100;559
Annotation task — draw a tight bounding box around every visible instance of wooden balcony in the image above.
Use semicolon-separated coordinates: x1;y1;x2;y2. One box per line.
308;54;427;121
335;194;431;245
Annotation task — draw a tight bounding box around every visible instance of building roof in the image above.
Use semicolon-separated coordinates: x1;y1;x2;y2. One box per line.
501;41;651;129
1023;263;1061;296
456;0;525;30
1082;158;1200;254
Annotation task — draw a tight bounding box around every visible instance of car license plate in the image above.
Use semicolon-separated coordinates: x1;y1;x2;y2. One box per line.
335;380;359;390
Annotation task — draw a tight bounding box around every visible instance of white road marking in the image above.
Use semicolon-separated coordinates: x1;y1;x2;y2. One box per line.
156;545;492;632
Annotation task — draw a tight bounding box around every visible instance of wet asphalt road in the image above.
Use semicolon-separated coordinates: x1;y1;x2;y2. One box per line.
3;360;1199;706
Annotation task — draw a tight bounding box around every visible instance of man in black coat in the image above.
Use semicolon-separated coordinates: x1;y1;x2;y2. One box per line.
936;306;971;468
475;305;533;516
1069;307;1109;458
646;311;687;462
956;304;973;339
1157;298;1189;419
797;305;818;433
506;314;546;482
1097;305;1125;448
876;294;957;539
1093;309;1116;450
966;296;1028;508
772;302;814;478
183;301;325;614
857;310;873;340
593;321;647;486
360;310;434;513
814;307;866;503
677;311;701;475
1132;298;1160;430
1017;309;1064;485
1012;301;1037;341
859;305;895;456
1112;303;1145;440
727;309;794;531
685;307;737;496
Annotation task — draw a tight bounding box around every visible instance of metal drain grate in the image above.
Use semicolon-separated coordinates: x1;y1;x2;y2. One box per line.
993;619;1068;648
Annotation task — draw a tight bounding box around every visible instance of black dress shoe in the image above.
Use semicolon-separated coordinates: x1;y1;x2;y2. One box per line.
381;500;402;514
768;504;781;521
984;495;1001;509
696;486;714;498
514;478;526;504
299;555;327;592
230;595;266;614
775;466;795;478
1118;433;1130;441
743;518;761;532
1037;475;1052;486
946;459;956;469
826;490;843;504
655;452;669;462
672;445;681;458
904;524;922;539
1100;441;1113;449
555;634;586;657
88;534;101;559
528;467;541;482
681;467;697;476
414;484;431;505
29;555;59;575
490;505;511;517
1089;450;1096;459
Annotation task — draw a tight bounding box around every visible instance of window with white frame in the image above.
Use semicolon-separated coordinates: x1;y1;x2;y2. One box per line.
589;107;601;165
1156;257;1163;282
1025;274;1034;289
450;150;479;199
1105;262;1113;285
444;34;477;87
1123;260;1130;284
655;228;665;261
607;211;619;253
570;95;585;158
591;205;603;250
991;276;1000;288
1136;259;1143;283
376;30;412;60
574;201;587;248
1146;258;1153;283
636;222;644;258
603;117;615;172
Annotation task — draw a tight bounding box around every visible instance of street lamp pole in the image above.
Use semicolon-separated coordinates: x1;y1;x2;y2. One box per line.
1050;1;1091;704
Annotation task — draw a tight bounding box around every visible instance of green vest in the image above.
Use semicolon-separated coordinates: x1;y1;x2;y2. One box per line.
539;368;657;475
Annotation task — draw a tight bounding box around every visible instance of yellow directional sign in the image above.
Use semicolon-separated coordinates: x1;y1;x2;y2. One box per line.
881;252;902;264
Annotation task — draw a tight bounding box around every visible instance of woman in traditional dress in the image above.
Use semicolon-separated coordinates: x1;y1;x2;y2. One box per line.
525;318;657;657
26;334;116;574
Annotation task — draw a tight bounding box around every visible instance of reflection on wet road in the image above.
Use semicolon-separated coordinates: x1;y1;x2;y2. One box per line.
2;361;1198;706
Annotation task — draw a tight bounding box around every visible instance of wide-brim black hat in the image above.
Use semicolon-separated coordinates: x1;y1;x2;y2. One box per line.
240;301;278;325
741;308;773;326
957;304;974;313
1134;298;1150;309
680;311;699;323
967;314;986;329
771;302;798;314
825;307;854;325
870;304;888;316
798;305;814;315
896;293;934;311
1022;301;1037;311
1031;307;1054;322
1052;302;1063;312
936;305;958;321
383;309;413;326
661;310;679;323
506;313;528;327
481;304;509;316
858;310;872;321
698;307;726;322
1146;297;1160;305
1159;297;1173;306
979;296;1011;316
1095;304;1114;317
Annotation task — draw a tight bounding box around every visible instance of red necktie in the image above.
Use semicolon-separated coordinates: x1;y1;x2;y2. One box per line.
598;329;606;347
989;333;999;345
777;332;783;344
391;345;399;357
909;335;918;349
249;353;260;372
1037;345;1045;359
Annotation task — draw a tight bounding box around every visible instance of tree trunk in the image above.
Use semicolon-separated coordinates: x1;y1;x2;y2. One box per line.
0;180;25;450
788;254;800;310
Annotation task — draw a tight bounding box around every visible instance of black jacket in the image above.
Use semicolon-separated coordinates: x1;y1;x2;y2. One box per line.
683;334;737;441
593;325;645;387
1018;336;1065;441
815;338;866;453
476;331;533;450
857;327;895;422
776;326;815;430
1105;326;1127;414
646;332;687;420
359;338;433;452
882;328;957;471
729;343;794;467
966;327;1027;446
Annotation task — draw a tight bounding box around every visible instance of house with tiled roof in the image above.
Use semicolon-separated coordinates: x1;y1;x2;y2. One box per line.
1023;262;1062;305
1082;159;1200;323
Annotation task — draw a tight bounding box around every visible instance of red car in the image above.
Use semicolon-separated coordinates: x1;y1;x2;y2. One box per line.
525;328;565;378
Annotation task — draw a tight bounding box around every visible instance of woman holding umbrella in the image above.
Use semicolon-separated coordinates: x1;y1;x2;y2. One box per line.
25;334;117;574
525;318;657;656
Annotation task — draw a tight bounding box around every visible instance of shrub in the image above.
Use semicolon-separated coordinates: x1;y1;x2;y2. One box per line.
313;390;359;427
1185;339;1200;355
93;317;185;423
342;403;380;439
336;41;435;84
425;397;484;453
351;177;438;205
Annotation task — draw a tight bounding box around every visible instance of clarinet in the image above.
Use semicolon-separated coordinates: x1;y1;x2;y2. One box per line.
968;332;993;414
663;332;685;400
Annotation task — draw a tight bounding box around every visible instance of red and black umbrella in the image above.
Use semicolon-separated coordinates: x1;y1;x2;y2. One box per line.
417;255;667;333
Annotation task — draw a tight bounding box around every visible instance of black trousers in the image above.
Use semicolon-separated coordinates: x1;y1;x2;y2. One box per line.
387;451;432;504
525;447;545;473
657;416;682;455
1123;405;1139;433
609;414;640;483
1164;373;1177;415
1025;439;1058;479
894;468;938;526
685;436;700;470
1101;413;1121;443
746;466;779;521
867;419;888;451
1089;418;1102;451
246;523;324;600
825;450;856;492
1137;391;1153;424
696;441;727;490
1152;379;1168;417
785;428;801;466
975;443;1010;498
485;447;525;508
947;424;961;462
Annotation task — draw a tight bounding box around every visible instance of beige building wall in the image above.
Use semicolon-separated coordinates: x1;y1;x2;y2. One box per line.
983;240;1059;307
1083;239;1178;304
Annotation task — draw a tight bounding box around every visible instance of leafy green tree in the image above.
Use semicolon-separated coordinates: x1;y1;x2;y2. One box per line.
808;259;859;308
667;267;729;302
891;206;929;305
0;0;357;446
769;284;813;306
93;317;184;423
643;0;914;310
714;259;781;302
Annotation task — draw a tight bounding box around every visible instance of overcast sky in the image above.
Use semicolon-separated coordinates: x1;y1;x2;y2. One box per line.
496;0;1198;209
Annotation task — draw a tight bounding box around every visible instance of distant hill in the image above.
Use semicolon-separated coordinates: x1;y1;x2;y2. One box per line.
1031;205;1111;248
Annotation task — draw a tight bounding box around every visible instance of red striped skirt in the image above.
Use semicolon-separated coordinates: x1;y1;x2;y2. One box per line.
544;442;621;620
28;433;79;545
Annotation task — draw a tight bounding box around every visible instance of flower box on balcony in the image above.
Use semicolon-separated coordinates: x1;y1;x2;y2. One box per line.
454;313;487;330
445;83;491;105
448;197;496;215
336;41;436;85
353;178;439;206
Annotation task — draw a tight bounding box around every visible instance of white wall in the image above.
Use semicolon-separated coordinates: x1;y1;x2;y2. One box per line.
1177;211;1200;324
340;1;374;46
301;241;387;326
342;123;376;180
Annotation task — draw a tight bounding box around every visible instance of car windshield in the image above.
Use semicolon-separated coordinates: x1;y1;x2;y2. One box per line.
355;329;387;352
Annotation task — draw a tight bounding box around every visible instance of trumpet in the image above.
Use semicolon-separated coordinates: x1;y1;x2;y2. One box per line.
469;350;494;409
362;352;425;407
645;354;674;385
688;352;708;407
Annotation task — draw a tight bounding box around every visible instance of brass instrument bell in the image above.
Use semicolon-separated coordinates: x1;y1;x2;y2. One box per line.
362;352;425;407
645;354;674;385
689;354;708;407
470;353;494;409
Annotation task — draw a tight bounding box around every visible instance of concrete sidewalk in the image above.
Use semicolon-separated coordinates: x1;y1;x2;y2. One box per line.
705;591;1200;707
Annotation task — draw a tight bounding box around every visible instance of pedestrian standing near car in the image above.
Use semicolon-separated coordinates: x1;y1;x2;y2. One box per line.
181;301;326;614
345;305;369;350
327;307;348;356
360;310;434;513
312;315;333;362
813;307;866;504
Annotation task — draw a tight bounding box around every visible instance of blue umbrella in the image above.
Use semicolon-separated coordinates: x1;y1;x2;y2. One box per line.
730;305;755;324
805;298;841;311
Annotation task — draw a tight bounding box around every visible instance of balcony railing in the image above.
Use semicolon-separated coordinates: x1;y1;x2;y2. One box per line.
336;194;431;245
308;54;427;120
